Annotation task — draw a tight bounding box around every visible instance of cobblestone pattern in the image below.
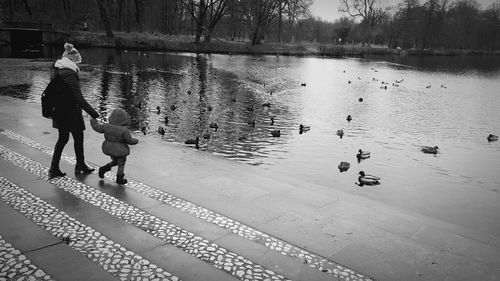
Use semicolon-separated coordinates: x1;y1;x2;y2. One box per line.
0;177;179;281
0;146;290;281
1;129;372;281
0;235;54;281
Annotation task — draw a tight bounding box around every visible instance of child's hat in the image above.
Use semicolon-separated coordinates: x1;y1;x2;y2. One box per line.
62;42;82;64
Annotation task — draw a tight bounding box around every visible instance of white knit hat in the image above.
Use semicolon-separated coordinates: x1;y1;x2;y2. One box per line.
62;42;82;64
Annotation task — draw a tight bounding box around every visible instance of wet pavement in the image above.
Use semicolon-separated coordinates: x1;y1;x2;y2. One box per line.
1;95;500;281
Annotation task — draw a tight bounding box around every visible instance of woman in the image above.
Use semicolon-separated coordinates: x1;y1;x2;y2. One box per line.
48;43;99;178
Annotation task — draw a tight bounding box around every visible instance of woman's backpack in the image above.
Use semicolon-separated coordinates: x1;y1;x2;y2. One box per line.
41;69;62;118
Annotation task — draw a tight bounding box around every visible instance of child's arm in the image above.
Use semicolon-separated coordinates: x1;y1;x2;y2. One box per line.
123;129;139;145
90;118;105;133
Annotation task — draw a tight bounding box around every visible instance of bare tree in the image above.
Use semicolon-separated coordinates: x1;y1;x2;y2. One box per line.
241;0;280;45
96;0;114;37
287;0;311;42
338;0;387;27
204;0;230;43
181;0;208;44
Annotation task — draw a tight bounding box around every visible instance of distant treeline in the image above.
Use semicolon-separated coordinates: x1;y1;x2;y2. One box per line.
1;0;499;51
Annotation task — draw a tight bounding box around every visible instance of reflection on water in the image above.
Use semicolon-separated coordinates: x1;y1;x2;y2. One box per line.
2;47;500;235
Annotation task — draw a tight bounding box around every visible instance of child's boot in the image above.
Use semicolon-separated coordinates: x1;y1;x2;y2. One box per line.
98;165;111;178
116;174;128;185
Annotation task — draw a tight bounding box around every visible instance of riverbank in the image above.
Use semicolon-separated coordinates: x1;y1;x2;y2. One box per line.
68;31;500;58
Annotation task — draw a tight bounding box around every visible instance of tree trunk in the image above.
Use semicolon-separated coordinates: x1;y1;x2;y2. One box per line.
96;0;114;37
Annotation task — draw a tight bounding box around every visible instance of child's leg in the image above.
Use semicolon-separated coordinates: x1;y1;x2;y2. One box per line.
115;157;127;184
98;157;118;178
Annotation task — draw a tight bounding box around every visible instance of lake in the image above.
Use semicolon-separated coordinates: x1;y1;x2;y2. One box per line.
1;47;500;237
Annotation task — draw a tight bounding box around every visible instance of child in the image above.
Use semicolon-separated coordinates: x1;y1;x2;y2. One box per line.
90;108;138;184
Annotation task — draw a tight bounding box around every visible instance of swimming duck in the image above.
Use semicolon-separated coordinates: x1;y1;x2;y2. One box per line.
209;122;219;131
357;171;380;186
270;117;275;126
358;77;361;80
426;85;431;89
301;83;307;87
380;86;387;90
348;80;351;84
208;105;213;111
372;78;378;81
338;161;350;172
359;98;363;102
346;115;352;122
271;130;281;137
187;90;192;95
395;79;404;83
157;126;165;137
421;146;439;154
202;132;211;140
356;149;371;159
170;104;177;111
392;83;399;87
164;116;169;125
262;102;271;108
336;129;344;138
381;81;388;85
487;134;498;142
441;85;447;88
185;137;200;149
299;124;310;134
156;106;161;114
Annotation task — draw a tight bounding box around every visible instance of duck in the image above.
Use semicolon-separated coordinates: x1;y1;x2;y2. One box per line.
357;77;361;80
372;77;378;81
207;105;213;112
336;129;344;138
271;130;281;137
395;79;404;83
202;132;211;140
338;161;350;172
184;137;200;149
270;117;275;126
170;104;177;111
156;106;161;114
359;98;363;102
164;116;169;125
346;115;352;122
357;171;380;186
299;124;311;134
348;80;351;84
392;83;399;87
426;85;431;89
356;149;371;159
209;122;219;131
301;83;307;87
187;90;192;95
157;126;165;137
381;81;388;85
421;146;439;154
380;86;387;90
487;134;498;142
262;102;271;108
441;85;447;89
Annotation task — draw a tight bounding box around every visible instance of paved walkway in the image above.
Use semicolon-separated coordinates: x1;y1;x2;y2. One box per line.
1;95;500;281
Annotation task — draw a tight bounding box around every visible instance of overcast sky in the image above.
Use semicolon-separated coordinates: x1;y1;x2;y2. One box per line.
310;0;498;23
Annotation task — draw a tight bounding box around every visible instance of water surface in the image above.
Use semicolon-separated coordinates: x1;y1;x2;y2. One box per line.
1;47;500;236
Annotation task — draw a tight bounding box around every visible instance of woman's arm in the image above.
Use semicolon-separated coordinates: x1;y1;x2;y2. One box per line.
65;73;99;118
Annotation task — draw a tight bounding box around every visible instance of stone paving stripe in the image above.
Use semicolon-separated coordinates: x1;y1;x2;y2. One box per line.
0;177;179;281
1;129;372;281
0;234;55;281
0;146;291;281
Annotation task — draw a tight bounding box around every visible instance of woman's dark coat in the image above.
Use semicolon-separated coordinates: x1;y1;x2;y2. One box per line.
52;66;98;130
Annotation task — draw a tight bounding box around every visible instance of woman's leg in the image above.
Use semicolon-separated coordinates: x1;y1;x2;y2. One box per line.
71;129;85;166
72;129;94;173
50;129;70;172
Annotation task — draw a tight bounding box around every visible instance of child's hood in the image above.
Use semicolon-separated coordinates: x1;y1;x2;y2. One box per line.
108;108;130;126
